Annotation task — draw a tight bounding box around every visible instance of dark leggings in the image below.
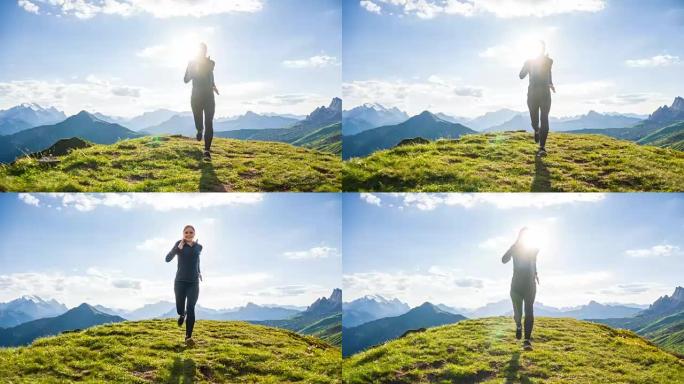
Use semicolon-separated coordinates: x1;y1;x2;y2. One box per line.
527;88;551;148
511;285;536;340
174;281;199;339
191;95;215;151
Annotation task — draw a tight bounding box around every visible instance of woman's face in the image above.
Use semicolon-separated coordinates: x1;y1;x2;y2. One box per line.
183;227;195;242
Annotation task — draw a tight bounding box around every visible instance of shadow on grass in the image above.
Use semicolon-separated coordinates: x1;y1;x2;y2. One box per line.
197;152;228;192
504;351;531;384
167;356;196;384
531;156;551;192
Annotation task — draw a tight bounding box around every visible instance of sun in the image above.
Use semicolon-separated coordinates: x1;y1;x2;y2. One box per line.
518;225;551;251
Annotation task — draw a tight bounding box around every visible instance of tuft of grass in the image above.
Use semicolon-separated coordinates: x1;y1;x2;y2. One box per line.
343;317;684;384
0;319;341;383
0;135;341;192
342;132;684;192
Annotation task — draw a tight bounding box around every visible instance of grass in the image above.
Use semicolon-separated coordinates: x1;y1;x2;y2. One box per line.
343;317;684;384
0;319;341;383
342;131;684;192
0;135;341;192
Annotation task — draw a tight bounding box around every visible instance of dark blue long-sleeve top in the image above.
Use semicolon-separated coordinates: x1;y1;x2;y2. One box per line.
166;240;202;283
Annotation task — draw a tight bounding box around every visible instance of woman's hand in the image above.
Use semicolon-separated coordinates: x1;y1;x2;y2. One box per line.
213;85;220;95
177;240;185;250
198;273;203;282
550;84;556;93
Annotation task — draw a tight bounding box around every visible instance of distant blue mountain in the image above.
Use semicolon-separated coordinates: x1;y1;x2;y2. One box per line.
0;111;143;163
0;303;125;347
0;296;68;328
0;103;66;136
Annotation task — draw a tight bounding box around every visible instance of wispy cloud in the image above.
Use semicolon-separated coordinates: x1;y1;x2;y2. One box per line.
625;244;681;258
18;193;264;212
360;0;604;19
282;55;339;69
358;193;606;211
625;54;681;68
283;246;340;260
24;0;263;19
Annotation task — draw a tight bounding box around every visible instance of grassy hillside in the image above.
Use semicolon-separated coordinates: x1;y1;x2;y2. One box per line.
0;135;341;192
343;131;684;192
639;312;684;355
0;319;341;383
638;121;684;150
298;313;343;347
343;317;683;384
291;123;342;154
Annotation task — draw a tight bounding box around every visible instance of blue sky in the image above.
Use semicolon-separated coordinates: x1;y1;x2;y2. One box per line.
0;193;341;310
343;0;684;117
343;193;684;308
0;0;341;117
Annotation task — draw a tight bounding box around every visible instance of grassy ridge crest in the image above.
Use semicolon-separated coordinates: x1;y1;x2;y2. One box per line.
0;319;341;383
342;131;684;192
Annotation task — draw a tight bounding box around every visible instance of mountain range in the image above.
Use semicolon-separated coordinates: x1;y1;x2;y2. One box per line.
593;286;684;354
342;111;476;159
0;303;125;347
256;288;342;346
484;110;643;132
569;97;684;150
0;290;342;347
0;111;142;163
216;98;342;154
342;103;409;136
0;103;66;136
141;111;299;136
343;295;411;327
342;302;466;356
0;98;342;163
0;296;68;328
342;295;645;329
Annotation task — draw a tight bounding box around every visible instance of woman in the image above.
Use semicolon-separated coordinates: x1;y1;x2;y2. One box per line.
501;227;540;350
519;40;555;157
184;42;220;160
165;225;203;347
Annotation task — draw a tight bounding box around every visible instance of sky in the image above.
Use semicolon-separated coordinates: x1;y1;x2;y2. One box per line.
0;193;341;310
343;193;684;309
0;0;341;118
343;0;684;117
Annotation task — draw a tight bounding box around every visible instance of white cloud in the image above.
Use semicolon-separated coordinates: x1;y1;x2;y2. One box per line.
283;246;340;260
362;0;604;19
625;54;681;68
18;0;40;14
18;193;40;207
282;55;339;69
360;0;382;14
625;244;681;258
0;78;145;116
344;267;491;307
30;0;263;19
343;77;484;113
0;270;280;310
478;235;509;250
360;193;382;206
361;193;606;210
136;237;172;252
40;193;263;212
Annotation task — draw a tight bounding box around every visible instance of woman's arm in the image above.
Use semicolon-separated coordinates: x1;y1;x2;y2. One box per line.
548;59;555;92
184;62;193;84
197;244;203;281
519;61;529;80
165;241;180;262
502;243;516;264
